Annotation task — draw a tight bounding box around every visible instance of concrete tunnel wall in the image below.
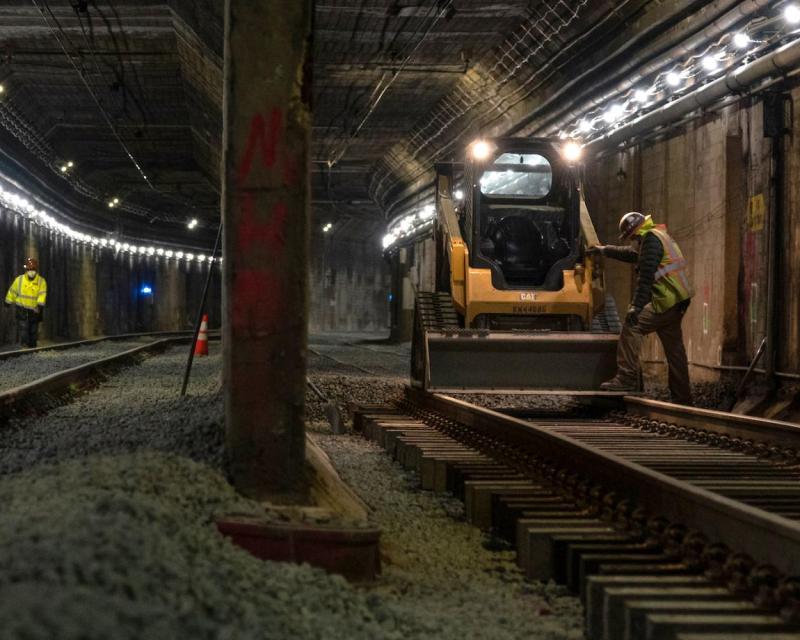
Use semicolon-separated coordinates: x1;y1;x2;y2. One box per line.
1;207;392;347
586;91;798;384
308;227;392;334
0;207;222;347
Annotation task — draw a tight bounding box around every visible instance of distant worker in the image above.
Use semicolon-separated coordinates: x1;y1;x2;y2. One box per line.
588;212;693;405
4;257;47;348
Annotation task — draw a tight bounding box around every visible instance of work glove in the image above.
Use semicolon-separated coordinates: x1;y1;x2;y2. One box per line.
586;245;606;256
625;305;640;327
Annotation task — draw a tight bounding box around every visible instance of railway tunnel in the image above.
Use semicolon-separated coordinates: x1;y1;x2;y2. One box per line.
2;1;800;638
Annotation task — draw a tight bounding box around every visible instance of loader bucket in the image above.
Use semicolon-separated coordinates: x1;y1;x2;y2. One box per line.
417;330;619;393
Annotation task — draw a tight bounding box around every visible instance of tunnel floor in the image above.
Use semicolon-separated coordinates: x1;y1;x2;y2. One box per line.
0;332;584;639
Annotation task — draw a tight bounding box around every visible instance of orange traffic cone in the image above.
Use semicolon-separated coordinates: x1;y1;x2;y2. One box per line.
195;314;209;356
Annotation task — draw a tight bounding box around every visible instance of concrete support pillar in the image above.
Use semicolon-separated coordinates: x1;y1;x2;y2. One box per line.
77;247;98;337
222;0;312;500
389;248;414;342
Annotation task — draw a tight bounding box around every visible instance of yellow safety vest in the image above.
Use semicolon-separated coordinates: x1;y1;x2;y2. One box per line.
5;274;47;311
645;226;692;313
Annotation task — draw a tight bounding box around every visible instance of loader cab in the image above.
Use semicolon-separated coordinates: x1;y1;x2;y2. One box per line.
464;139;580;291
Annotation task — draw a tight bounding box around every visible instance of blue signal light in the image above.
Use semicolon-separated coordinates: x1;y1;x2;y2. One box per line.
140;285;153;295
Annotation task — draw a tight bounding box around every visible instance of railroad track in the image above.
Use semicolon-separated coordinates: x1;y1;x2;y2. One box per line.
355;388;800;640
0;330;215;361
307;346;379;375
0;333;213;423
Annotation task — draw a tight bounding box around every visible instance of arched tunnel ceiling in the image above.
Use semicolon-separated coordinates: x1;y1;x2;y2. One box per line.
0;0;743;243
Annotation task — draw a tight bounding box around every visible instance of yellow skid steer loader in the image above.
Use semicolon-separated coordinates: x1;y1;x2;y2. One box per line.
411;137;620;393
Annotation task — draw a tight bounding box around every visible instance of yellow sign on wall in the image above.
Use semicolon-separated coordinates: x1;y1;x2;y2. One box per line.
747;193;765;232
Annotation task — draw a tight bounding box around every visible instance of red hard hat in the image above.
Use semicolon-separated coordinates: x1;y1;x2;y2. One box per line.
23;257;39;271
618;212;646;240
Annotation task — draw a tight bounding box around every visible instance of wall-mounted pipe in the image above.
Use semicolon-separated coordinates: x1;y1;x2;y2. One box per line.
644;357;800;381
586;37;800;151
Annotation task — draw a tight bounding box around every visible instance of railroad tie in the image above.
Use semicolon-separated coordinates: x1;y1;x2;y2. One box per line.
354;404;800;640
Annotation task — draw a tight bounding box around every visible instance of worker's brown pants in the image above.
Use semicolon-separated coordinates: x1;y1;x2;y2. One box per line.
617;302;692;405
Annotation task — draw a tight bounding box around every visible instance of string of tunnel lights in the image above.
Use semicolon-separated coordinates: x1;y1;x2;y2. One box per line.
382;203;437;249
0;178;219;265
562;2;800;141
382;1;800;252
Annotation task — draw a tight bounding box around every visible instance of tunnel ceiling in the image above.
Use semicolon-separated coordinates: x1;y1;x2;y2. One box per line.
0;0;735;244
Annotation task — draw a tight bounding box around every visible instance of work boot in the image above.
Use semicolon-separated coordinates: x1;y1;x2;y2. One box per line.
600;376;638;393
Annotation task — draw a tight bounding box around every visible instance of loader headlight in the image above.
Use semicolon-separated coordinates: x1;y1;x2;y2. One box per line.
469;139;494;161
561;141;583;164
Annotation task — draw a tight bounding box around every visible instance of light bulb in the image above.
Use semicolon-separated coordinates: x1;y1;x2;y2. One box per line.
785;4;800;24
733;33;750;49
666;72;681;87
603;104;624;124
702;55;719;72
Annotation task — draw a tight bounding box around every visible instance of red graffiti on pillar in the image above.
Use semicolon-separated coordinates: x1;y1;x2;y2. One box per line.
233;106;297;333
232;269;282;332
237;108;282;185
238;198;288;254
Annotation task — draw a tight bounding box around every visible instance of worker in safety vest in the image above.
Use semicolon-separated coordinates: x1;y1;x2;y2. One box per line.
588;212;693;405
4;257;47;348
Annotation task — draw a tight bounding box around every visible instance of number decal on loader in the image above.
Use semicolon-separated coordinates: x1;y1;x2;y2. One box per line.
513;305;547;314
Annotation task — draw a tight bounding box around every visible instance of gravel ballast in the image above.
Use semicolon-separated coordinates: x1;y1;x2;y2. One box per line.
0;338;155;392
306;335;409;425
0;348;226;475
0;334;584;638
0;452;451;640
308;335;584;638
314;432;584;639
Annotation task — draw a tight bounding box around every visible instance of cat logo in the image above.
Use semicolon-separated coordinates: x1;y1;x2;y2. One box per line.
519;292;536;302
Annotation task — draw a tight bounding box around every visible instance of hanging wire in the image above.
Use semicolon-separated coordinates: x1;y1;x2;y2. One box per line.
31;0;152;186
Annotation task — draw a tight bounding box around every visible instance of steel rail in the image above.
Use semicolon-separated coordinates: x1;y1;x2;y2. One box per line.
406;386;800;577
0;336;188;419
0;330;220;361
624;395;800;451
307;347;376;376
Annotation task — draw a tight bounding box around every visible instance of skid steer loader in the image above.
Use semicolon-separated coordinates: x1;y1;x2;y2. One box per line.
411;137;621;393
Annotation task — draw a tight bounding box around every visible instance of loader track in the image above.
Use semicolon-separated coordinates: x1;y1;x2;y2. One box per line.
354;389;800;640
414;291;461;331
